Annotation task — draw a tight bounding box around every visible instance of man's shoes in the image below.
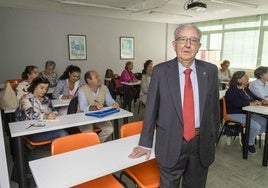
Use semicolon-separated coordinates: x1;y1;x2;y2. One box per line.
248;145;256;154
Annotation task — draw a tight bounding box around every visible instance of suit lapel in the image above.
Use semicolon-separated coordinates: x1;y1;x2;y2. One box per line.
195;60;208;122
165;58;183;124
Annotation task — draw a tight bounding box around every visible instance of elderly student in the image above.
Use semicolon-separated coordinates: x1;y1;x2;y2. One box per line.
39;60;58;87
78;70;119;142
225;71;267;154
249;66;268;100
218;60;232;90
140;59;153;105
17;76;68;142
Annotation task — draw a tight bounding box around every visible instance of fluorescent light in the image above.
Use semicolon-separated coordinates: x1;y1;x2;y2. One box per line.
210;0;258;8
149;11;192;18
58;0;137;11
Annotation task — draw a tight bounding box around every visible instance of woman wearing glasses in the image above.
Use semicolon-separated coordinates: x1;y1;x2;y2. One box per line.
16;76;68;142
225;71;267;154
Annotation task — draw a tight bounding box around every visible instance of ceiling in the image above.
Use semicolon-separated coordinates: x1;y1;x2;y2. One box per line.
1;0;268;24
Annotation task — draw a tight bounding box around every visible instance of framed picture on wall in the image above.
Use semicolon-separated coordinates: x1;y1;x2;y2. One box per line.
68;34;87;60
120;37;134;59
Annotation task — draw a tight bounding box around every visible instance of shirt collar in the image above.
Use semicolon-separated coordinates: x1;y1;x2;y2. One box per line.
178;60;196;75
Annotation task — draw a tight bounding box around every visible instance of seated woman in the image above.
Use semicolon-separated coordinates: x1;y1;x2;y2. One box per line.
17;77;68;142
39;60;58;87
16;65;39;101
249;66;268;100
118;61;138;109
140;59;153;105
225;71;267;154
52;65;84;114
218;60;232;90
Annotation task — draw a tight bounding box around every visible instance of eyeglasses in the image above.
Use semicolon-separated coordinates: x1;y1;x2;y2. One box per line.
175;37;200;45
26;122;46;129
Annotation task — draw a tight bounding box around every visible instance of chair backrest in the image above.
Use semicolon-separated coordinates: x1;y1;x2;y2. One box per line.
5;79;23;91
120;121;143;138
114;76;121;88
134;72;142;80
222;96;231;121
51;132;100;155
67;96;79;114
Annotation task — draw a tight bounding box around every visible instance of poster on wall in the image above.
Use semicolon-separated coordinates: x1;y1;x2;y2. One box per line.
68;34;87;60
120;37;134;59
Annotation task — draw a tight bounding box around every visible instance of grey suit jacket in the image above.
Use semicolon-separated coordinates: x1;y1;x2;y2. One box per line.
139;57;220;168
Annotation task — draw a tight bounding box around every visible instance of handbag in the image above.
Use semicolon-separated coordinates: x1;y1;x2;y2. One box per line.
0;82;18;110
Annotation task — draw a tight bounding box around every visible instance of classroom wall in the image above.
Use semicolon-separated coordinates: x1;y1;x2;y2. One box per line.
0;7;178;83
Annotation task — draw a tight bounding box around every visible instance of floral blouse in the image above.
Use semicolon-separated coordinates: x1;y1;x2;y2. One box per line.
18;93;57;120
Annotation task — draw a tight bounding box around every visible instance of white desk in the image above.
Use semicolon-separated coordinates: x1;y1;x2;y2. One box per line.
3;99;71;114
29;134;155;188
9;108;133;188
219;89;227;99
9;108;132;137
121;81;141;86
242;105;268;166
51;99;71;108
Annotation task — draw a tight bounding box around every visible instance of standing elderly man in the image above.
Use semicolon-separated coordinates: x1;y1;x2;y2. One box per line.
129;24;220;188
78;70;119;142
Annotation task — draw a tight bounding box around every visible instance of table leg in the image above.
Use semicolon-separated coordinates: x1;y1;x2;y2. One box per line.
14;136;27;188
122;86;132;112
113;119;119;139
243;111;251;159
262;119;268;166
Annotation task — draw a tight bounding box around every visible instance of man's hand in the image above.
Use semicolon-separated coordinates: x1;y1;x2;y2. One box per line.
112;102;119;109
128;146;151;160
96;102;103;110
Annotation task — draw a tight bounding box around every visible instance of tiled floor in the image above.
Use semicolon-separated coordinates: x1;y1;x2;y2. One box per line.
5;100;268;188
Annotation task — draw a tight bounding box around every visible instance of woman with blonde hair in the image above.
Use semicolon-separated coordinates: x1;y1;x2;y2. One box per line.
218;60;232;90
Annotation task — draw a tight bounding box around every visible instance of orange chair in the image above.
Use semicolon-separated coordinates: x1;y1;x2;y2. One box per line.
23;136;51;146
14;108;52;147
51;132;124;188
120;121;160;188
5;78;23;91
217;96;245;144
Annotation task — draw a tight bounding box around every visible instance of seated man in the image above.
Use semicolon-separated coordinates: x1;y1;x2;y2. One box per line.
78;70;119;142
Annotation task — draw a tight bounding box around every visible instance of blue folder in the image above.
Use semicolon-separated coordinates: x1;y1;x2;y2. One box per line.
85;108;120;118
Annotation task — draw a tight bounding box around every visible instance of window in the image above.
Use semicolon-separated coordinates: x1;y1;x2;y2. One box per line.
261;31;268;66
194;14;268;69
222;30;259;69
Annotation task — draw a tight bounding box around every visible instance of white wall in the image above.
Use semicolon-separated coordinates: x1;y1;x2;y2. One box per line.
0;7;177;83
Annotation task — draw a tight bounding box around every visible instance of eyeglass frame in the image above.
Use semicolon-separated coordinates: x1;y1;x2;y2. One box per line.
175;37;200;45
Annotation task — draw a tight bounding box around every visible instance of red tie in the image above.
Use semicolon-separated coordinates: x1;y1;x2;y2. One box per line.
183;68;195;142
